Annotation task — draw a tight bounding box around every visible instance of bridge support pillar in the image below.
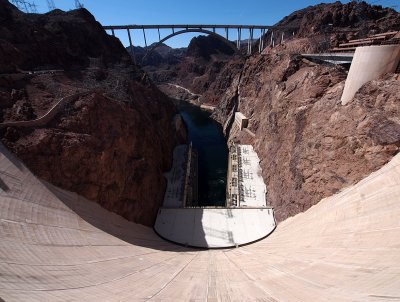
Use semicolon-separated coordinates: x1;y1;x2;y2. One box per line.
261;29;266;51
127;29;136;65
142;28;147;47
247;28;254;55
237;28;241;49
158;27;161;42
270;31;274;48
111;29;115;36
225;28;228;40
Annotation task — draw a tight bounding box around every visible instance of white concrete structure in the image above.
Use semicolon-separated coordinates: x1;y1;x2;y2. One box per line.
158;144;271;248
1;142;400;301
234;112;248;130
237;145;267;207
162;145;188;208
227;144;267;207
341;45;400;105
154;207;275;248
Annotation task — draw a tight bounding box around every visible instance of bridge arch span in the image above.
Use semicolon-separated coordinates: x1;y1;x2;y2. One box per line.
142;28;239;62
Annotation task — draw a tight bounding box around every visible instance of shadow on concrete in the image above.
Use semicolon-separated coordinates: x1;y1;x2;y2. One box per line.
43;180;204;253
0;138;209;253
0;177;10;192
0;143;25;172
154;207;209;249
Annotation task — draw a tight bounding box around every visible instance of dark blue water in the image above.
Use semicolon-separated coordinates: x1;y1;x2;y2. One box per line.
178;101;228;207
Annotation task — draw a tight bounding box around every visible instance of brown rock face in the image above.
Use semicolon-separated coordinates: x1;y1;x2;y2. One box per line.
3;88;183;226
0;0;130;73
200;1;400;223
0;2;186;226
210;52;399;223
275;1;400;39
134;35;237;96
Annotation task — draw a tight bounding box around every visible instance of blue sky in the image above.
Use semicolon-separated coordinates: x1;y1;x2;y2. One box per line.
28;0;399;48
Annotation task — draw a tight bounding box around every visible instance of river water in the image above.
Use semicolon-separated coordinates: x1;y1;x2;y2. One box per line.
178;101;228;207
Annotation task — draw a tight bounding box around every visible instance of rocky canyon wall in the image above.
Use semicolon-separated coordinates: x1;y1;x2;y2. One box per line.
0;0;185;226
209;48;399;222
199;1;400;223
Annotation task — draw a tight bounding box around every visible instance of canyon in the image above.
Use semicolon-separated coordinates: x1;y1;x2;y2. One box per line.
135;2;400;222
0;0;186;226
0;0;400;300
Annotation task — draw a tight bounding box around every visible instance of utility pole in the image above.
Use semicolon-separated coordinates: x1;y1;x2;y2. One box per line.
74;0;84;9
46;0;56;11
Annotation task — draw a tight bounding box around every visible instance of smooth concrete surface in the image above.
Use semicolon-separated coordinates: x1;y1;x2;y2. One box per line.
162;145;188;208
1;142;400;301
341;45;400;105
160;143;271;247
154;207;275;248
163;144;197;208
234;112;248;130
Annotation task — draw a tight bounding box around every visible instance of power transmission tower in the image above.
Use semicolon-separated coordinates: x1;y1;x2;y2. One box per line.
46;0;56;10
27;1;37;12
10;0;37;13
74;0;84;9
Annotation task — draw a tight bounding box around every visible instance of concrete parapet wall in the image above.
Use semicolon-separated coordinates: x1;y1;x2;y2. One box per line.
154;207;275;248
341;45;400;105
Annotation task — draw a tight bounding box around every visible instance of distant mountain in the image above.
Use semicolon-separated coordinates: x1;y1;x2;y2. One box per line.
186;35;235;59
127;35;237;95
126;43;186;66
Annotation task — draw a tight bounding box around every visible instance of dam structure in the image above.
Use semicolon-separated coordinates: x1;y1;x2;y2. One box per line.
1;140;400;301
0;2;399;298
154;143;275;248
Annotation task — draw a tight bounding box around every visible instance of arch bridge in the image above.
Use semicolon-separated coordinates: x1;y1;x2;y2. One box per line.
103;24;296;63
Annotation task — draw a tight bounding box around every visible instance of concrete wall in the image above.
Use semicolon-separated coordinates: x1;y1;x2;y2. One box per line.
1;141;400;300
341;45;400;105
154;207;275;248
234;112;248;130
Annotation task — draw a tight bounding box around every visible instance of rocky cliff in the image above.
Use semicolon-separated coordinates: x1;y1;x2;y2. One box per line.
128;43;186;67
276;1;399;38
269;1;400;52
211;51;399;221
132;35;237;96
0;0;185;226
123;1;399;224
204;2;400;222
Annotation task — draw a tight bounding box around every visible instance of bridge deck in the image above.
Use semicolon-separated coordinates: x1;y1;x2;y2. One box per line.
103;24;294;30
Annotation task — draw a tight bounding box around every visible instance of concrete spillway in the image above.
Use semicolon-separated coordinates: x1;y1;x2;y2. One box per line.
1;142;400;301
